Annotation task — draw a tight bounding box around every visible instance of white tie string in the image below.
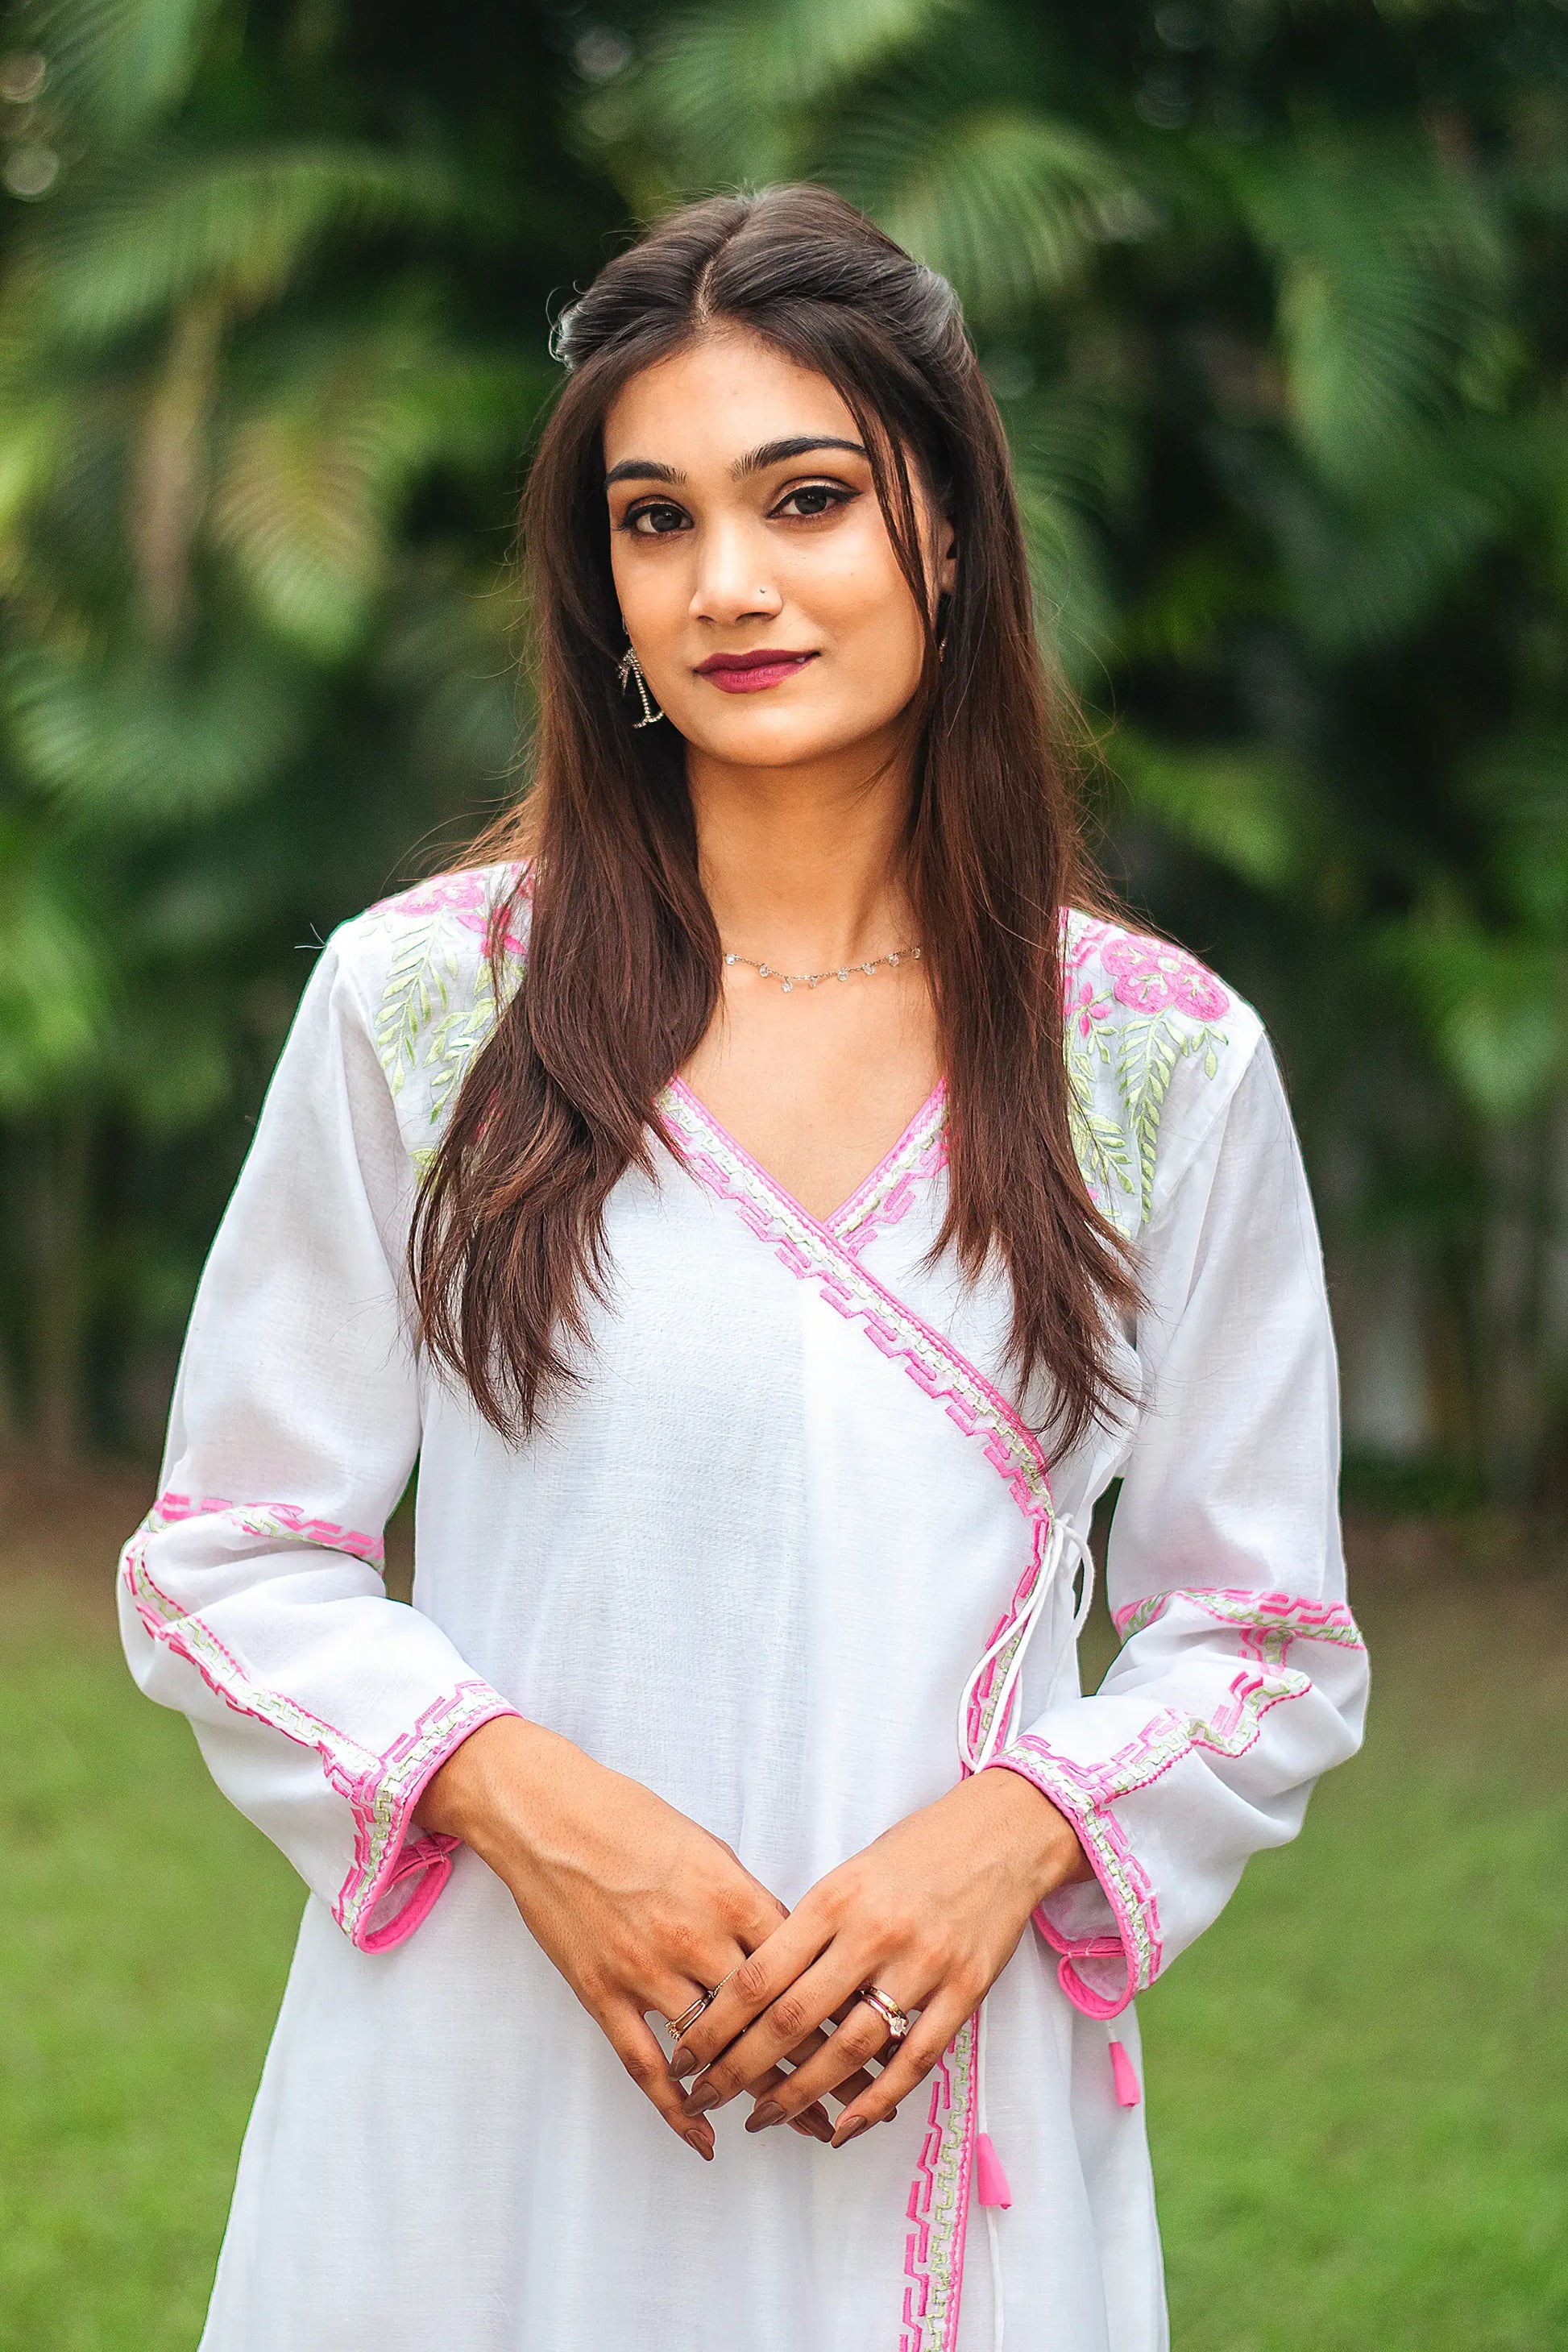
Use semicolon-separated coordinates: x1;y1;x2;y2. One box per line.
956;1513;1092;1777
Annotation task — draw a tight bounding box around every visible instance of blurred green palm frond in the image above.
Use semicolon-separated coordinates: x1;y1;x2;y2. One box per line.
1381;912;1568;1126
1458;728;1568;930
2;637;313;822
1237;132;1512;492
830;97;1131;325
627;0;956;186
1110;729;1332;896
8;146;479;342
210;326;544;657
16;0;226;144
0;821;109;1107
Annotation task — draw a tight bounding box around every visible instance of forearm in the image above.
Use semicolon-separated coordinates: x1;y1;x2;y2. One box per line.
412;1712;588;1861
952;1758;1096;1906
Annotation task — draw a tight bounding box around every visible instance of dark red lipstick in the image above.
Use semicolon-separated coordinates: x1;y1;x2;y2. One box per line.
694;649;819;693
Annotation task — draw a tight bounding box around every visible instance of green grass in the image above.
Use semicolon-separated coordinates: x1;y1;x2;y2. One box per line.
2;1534;1565;2350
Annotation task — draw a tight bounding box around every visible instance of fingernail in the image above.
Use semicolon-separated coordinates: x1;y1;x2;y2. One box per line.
833;2115;871;2147
682;2083;721;2117
792;2110;833;2144
667;2047;699;2080
745;2098;785;2133
684;2129;712;2159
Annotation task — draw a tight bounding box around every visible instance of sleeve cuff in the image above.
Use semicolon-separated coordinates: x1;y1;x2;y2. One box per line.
335;1684;521;1952
980;1742;1156;2020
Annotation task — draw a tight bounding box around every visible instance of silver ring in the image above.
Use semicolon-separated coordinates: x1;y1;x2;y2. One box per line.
857;1984;911;2043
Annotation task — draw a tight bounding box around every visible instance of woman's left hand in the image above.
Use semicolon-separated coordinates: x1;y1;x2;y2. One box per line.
669;1768;1093;2147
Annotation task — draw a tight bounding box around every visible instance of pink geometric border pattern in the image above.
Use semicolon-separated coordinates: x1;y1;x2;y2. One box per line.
830;1082;949;1258
656;1076;1058;2352
989;1656;1319;2018
121;1496;516;1951
151;1488;386;1568
1114;1585;1367;1657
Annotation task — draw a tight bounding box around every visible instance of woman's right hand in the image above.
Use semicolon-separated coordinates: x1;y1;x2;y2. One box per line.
414;1714;841;2159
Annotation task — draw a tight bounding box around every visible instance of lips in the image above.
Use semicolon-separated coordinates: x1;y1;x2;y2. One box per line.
694;649;819;694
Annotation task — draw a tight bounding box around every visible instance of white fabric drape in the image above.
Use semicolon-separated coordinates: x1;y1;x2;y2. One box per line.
118;868;1367;2352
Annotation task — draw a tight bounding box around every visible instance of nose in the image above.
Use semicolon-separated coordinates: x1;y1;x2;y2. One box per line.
688;512;782;628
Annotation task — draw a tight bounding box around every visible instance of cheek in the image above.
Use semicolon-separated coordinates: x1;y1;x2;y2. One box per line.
609;538;688;641
798;534;926;692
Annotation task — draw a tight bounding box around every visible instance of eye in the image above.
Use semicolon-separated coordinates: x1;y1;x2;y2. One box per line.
624;500;691;537
772;482;855;521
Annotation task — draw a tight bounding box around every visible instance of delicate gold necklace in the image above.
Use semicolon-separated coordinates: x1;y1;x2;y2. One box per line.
722;944;922;994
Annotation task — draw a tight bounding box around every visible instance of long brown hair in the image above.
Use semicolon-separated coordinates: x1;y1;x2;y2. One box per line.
412;184;1138;1450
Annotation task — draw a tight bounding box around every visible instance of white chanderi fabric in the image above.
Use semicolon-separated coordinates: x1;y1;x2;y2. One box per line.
118;865;1367;2352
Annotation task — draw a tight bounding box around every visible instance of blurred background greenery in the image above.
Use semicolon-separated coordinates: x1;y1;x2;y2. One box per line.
2;0;1568;1494
1;2;1566;2347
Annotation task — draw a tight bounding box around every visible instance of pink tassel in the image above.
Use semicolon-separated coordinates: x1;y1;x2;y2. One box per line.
1110;2040;1141;2108
974;2130;1013;2208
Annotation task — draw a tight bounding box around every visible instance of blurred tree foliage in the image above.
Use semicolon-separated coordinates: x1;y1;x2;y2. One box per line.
1;0;1566;1492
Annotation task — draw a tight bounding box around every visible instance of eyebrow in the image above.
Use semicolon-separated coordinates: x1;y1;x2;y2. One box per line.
603;435;869;491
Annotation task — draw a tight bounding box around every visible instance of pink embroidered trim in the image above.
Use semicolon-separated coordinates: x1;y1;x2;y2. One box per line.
828;1081;948;1255
151;1490;386;1569
122;1505;516;1950
988;1659;1313;2014
900;2022;977;2352
1113;1585;1367;1653
659;1076;1051;2352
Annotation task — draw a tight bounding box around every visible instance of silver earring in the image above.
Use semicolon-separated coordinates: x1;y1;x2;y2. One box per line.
616;641;666;728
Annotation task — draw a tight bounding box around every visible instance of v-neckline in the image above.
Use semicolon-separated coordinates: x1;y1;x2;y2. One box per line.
661;1072;948;1242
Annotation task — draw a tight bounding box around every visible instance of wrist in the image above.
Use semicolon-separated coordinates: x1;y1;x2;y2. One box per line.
413;1713;574;1859
971;1759;1093;1905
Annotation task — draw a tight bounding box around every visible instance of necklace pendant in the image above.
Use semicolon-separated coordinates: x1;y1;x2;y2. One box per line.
781;979;793;992
757;964;769;977
836;969;848;981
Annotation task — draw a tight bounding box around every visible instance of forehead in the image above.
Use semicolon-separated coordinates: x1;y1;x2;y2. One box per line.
602;329;860;471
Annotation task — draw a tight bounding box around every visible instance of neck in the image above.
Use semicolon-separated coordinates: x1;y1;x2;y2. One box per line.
686;724;919;968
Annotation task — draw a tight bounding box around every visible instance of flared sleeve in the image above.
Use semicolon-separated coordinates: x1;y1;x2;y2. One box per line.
982;1034;1368;2018
117;922;518;1952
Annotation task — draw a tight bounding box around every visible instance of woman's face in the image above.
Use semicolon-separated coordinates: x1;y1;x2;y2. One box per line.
602;328;954;772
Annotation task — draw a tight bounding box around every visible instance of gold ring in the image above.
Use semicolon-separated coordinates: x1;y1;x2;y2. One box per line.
857;1984;911;2043
666;1986;717;2040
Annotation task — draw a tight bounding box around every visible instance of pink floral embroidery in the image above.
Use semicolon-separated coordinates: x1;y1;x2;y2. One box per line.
1068;977;1111;1042
371;865;530;958
1100;934;1230;1022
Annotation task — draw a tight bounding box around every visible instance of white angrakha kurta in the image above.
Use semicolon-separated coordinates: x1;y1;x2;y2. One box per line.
118;864;1367;2352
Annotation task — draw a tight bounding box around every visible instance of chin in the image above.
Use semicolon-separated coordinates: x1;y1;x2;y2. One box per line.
677;699;895;769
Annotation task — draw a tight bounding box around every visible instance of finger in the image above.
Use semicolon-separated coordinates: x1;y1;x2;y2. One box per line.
743;2006;876;2138
745;2003;878;2131
827;1989;976;2146
682;1949;866;2118
742;1990;910;2125
669;1902;836;2081
607;2001;719;2159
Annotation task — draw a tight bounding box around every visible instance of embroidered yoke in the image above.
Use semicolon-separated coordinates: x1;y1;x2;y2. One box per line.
118;864;1367;2352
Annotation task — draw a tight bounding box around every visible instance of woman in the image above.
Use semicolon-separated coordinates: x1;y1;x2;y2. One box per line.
119;185;1367;2352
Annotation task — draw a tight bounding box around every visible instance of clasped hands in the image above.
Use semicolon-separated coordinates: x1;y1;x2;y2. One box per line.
415;1713;1092;2163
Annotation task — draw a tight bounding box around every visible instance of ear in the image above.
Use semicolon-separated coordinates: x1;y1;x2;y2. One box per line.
935;519;956;599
